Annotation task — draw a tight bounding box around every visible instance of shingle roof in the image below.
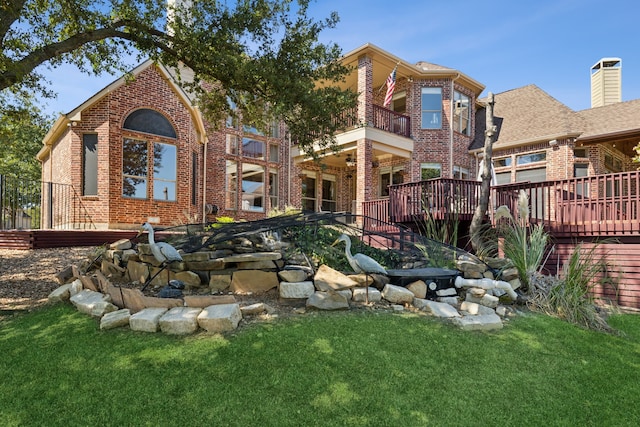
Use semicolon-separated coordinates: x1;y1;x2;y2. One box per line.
471;84;640;151
575;98;640;140
470;84;581;150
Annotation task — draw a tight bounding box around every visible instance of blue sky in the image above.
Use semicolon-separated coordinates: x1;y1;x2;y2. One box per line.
39;0;640;116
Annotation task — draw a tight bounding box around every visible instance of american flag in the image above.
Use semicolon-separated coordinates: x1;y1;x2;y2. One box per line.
383;66;397;107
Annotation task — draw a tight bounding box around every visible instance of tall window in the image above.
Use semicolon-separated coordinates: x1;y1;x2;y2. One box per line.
241;164;264;212
269;168;279;210
269;143;279;162
122;138;148;198
226;134;239;155
574;163;589;197
226;160;238;210
421;87;442;129
301;172;317;211
421;162;442;180
453;91;470;135
321;174;337;211
191;151;197;205
122;109;178;201
153;143;177;201
380;167;404;197
83;134;98;196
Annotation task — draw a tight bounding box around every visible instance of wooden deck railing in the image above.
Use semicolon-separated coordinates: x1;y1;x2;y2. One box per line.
382;171;640;238
388;178;481;223
372;104;411;138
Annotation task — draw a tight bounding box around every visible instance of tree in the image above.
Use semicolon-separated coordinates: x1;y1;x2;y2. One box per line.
469;92;496;253
1;0;357;155
0;92;51;181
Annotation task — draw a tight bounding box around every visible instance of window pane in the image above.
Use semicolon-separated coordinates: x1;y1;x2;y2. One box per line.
269;169;278;210
226;134;238;155
494;157;512;167
122;138;147;198
495;172;511;185
153;143;177;201
226;160;237;210
242;137;265;159
241;164;264;212
421;87;442;129
321;175;336;211
421;163;442;180
516;152;546;165
83;134;98;196
453;91;470;135
301;174;316;211
123;109;176;138
269;144;279;162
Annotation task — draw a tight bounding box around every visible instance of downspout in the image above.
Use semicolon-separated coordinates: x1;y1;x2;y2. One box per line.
450;73;460;178
287;133;291;206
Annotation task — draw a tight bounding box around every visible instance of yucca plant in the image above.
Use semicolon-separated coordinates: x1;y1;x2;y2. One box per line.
494;190;549;292
529;242;618;332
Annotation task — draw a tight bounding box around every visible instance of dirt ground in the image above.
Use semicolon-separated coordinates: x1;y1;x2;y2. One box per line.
0;247;93;319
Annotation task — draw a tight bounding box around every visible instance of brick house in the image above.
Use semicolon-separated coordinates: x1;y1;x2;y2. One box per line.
37;44;639;230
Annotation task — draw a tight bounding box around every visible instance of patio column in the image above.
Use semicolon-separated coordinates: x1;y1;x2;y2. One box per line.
355;138;373;219
357;54;373;126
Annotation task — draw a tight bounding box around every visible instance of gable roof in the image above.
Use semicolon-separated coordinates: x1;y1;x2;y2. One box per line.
37;61;206;161
575;98;640;141
471;84;582;151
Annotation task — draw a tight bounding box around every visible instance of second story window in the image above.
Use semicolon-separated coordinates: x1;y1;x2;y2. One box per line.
421;87;442;129
453;91;470;135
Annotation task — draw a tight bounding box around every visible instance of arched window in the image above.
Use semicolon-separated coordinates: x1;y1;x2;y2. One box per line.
123;109;176;138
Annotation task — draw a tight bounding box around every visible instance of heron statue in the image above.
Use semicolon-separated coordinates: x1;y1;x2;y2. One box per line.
331;233;387;303
137;222;183;291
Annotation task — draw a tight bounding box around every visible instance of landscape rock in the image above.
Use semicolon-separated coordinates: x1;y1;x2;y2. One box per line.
314;265;359;291
413;299;461;318
174;271;202;289
406;280;427;299
100;309;131;330
230;270;279;294
48;284;72;303
241;303;276;316
222;252;282;263
306;291;349;310
279;281;315;299
209;274;232;292
70;289;114;316
352;287;382;303
55;266;74;285
184;295;236;308
460;301;496;316
159;307;202;335
436;287;458;297
501;267;519;281
452;314;503;331
110;239;132;250
381;284;414;304
197;303;242;332
278;269;308;283
129;307;168;332
126;260;150;283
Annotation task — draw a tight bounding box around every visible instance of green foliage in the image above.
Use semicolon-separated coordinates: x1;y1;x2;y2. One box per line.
528;242;618;332
0;92;51;181
493;191;549;291
1;0;357;158
1;305;640;425
206;215;236;230
267;205;301;217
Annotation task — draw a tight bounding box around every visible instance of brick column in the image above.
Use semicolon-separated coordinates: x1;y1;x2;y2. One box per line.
357;55;373;126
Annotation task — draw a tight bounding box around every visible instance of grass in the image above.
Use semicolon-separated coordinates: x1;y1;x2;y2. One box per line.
1;305;639;426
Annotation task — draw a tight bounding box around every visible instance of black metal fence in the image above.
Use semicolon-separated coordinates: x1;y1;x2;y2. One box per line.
0;174;95;230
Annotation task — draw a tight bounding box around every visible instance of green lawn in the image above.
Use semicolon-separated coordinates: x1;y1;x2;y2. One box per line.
1;305;639;426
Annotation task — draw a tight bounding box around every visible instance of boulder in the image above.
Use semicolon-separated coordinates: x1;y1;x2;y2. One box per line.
230;270;279;294
126;260;150;283
70;289;116;317
278;269;308;283
413;299;461;318
352;287;382;303
406;280;427;299
110;239;132;250
279;281;315;299
197;303;242;332
174;271;202;289
129;307;169;332
241;303;276;316
381;284;414;304
48;284;72;303
100;309;131;330
159;307;202;335
314;265;359;291
209;274;232;292
452;314;503;331
306;291;349;310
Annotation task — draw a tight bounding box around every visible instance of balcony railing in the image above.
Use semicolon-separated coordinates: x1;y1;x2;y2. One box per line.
372;104;411;138
382;171;640;238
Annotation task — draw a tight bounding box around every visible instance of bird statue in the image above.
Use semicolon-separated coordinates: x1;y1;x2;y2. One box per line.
137;222;183;291
331;233;387;303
